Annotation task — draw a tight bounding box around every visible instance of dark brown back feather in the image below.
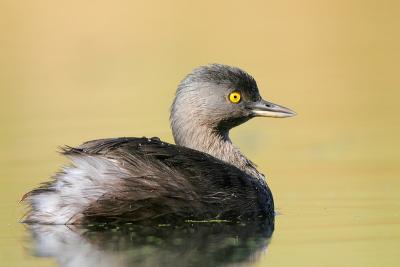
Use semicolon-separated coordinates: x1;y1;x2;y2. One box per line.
64;137;273;223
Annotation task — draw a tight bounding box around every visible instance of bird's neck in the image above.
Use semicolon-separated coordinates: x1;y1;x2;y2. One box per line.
172;124;263;179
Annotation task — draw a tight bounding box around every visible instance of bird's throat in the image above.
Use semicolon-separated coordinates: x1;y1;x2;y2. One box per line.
172;125;263;180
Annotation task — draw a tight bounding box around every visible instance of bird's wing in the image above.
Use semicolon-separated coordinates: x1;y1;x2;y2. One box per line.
23;137;272;224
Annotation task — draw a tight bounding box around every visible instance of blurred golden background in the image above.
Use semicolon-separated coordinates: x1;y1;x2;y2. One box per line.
0;0;399;266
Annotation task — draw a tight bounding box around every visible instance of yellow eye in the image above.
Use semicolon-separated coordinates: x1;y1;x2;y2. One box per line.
229;92;241;103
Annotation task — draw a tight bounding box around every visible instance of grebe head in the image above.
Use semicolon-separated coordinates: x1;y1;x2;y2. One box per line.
170;64;295;147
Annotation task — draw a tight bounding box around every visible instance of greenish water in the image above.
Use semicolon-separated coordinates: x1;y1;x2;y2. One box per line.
1;1;400;266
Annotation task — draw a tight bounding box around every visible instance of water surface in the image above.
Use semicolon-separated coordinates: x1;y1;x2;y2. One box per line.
26;221;274;267
1;1;399;266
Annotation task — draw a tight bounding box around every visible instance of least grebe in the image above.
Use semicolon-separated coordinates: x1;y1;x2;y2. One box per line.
22;64;295;224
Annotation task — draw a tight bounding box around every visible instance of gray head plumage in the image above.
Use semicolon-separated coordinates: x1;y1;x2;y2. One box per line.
171;64;261;135
170;64;295;176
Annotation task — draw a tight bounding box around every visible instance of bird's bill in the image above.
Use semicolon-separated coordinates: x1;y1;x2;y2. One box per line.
250;99;296;118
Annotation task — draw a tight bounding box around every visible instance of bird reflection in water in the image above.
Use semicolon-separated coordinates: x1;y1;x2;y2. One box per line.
26;219;274;267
